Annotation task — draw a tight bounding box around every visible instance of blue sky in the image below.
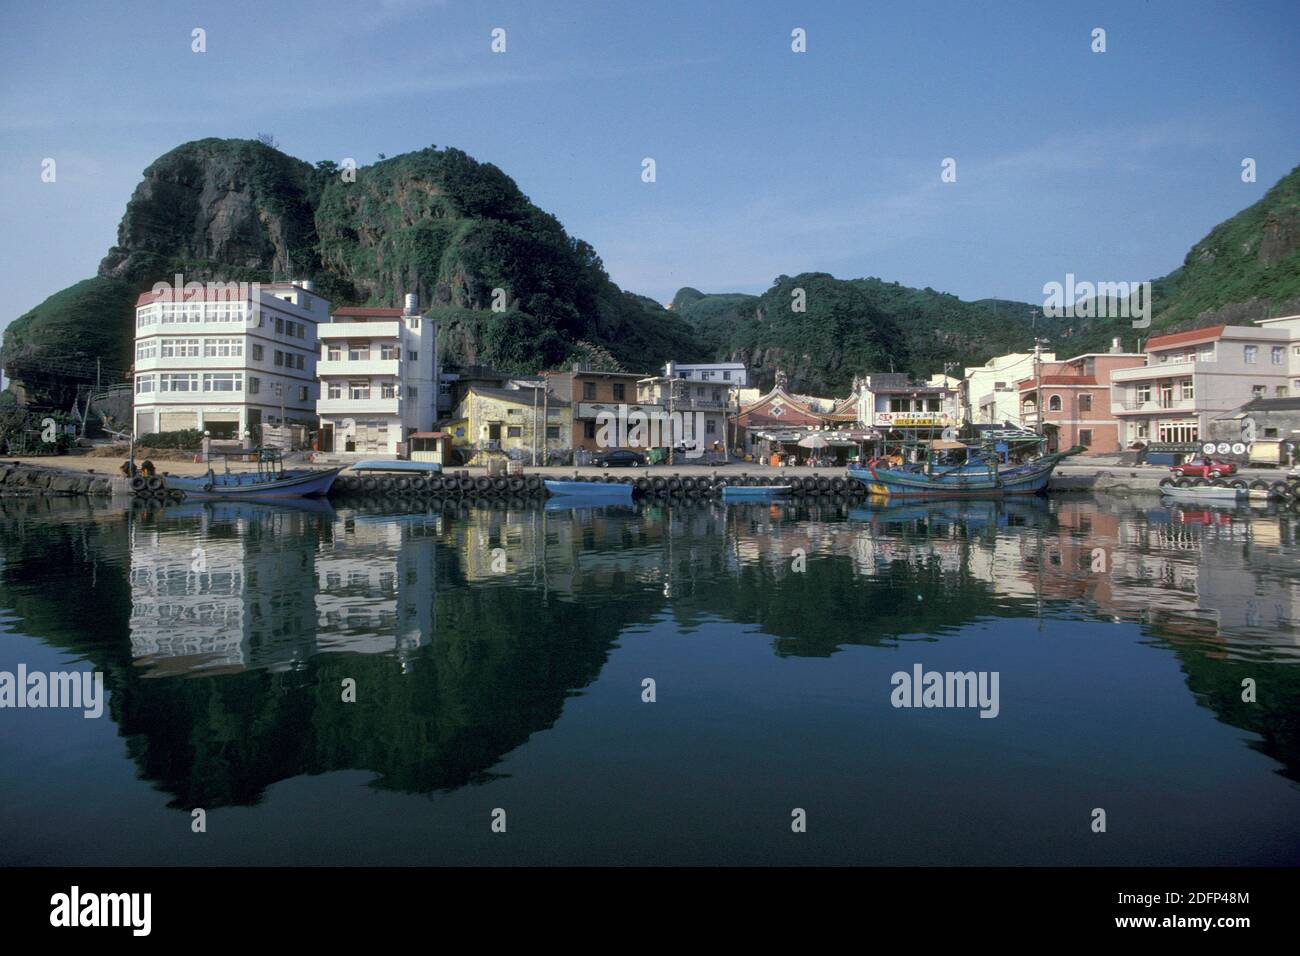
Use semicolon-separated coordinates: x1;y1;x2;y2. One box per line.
1;0;1298;329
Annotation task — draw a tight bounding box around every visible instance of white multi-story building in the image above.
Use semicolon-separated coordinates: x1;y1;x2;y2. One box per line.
666;361;748;388
963;351;1054;424
132;280;328;440
852;372;961;438
316;294;435;455
1110;320;1299;446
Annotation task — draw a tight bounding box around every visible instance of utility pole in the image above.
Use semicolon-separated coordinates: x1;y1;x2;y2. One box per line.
1033;338;1043;437
275;382;285;448
542;383;549;466
532;383;539;467
667;376;675;466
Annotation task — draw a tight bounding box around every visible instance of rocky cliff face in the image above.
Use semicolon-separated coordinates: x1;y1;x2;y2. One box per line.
98;138;320;284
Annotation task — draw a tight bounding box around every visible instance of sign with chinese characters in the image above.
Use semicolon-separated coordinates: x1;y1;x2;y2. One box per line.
875;412;954;427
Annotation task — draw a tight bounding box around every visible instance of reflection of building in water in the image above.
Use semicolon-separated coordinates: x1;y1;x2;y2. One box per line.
129;504;322;673
1029;500;1300;658
1188;513;1300;648
456;503;673;594
314;512;440;663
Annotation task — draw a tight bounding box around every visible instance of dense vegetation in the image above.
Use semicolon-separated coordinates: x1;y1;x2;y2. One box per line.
671;275;1045;393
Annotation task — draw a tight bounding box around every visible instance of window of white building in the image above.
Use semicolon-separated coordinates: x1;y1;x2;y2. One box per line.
160;373;199;392
160;338;201;358
203;338;243;358
202;372;242;392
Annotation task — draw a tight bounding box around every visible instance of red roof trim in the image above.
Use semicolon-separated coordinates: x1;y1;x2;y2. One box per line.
1146;325;1226;349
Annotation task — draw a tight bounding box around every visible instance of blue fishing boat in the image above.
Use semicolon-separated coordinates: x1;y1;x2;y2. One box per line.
543;479;633;499
721;484;792;501
847;439;1083;498
162;448;344;500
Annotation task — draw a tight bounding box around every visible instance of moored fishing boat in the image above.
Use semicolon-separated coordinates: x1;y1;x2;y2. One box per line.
162;448;343;500
847;438;1083;498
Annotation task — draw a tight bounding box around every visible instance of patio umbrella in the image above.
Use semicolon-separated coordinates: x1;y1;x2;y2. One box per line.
796;433;830;465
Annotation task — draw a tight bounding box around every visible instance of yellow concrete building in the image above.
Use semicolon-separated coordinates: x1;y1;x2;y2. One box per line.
449;385;571;465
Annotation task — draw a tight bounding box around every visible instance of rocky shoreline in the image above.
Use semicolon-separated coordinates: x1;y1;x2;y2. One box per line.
0;461;116;497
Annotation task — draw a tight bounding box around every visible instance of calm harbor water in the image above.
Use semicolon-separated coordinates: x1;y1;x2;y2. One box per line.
1;492;1298;866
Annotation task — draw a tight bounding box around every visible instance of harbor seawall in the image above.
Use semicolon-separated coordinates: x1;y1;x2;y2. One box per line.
0;461;117;497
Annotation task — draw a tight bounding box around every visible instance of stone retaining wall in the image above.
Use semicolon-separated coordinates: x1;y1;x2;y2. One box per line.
0;462;116;496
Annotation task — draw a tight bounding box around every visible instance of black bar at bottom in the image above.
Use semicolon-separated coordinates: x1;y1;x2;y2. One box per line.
0;866;1284;940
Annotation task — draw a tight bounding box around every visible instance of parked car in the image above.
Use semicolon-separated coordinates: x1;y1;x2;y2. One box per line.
591;448;647;468
1171;457;1237;479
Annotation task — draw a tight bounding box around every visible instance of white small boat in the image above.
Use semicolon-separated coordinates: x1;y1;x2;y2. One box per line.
1159;483;1244;501
162;448;343;500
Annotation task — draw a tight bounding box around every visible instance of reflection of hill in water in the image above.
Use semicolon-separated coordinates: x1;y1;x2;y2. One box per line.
0;494;1298;800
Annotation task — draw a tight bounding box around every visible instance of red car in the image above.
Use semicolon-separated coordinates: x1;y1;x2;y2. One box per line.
1171;457;1237;479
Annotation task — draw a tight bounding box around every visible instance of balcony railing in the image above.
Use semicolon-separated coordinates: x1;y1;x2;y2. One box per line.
317;397;401;415
317;321;401;340
1111;398;1196;412
317;358;400;377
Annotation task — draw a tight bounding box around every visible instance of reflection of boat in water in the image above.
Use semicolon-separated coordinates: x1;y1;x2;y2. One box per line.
163;448;343;500
848;437;1082;498
544;494;637;512
849;495;1052;530
156;497;338;520
544;479;633;500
